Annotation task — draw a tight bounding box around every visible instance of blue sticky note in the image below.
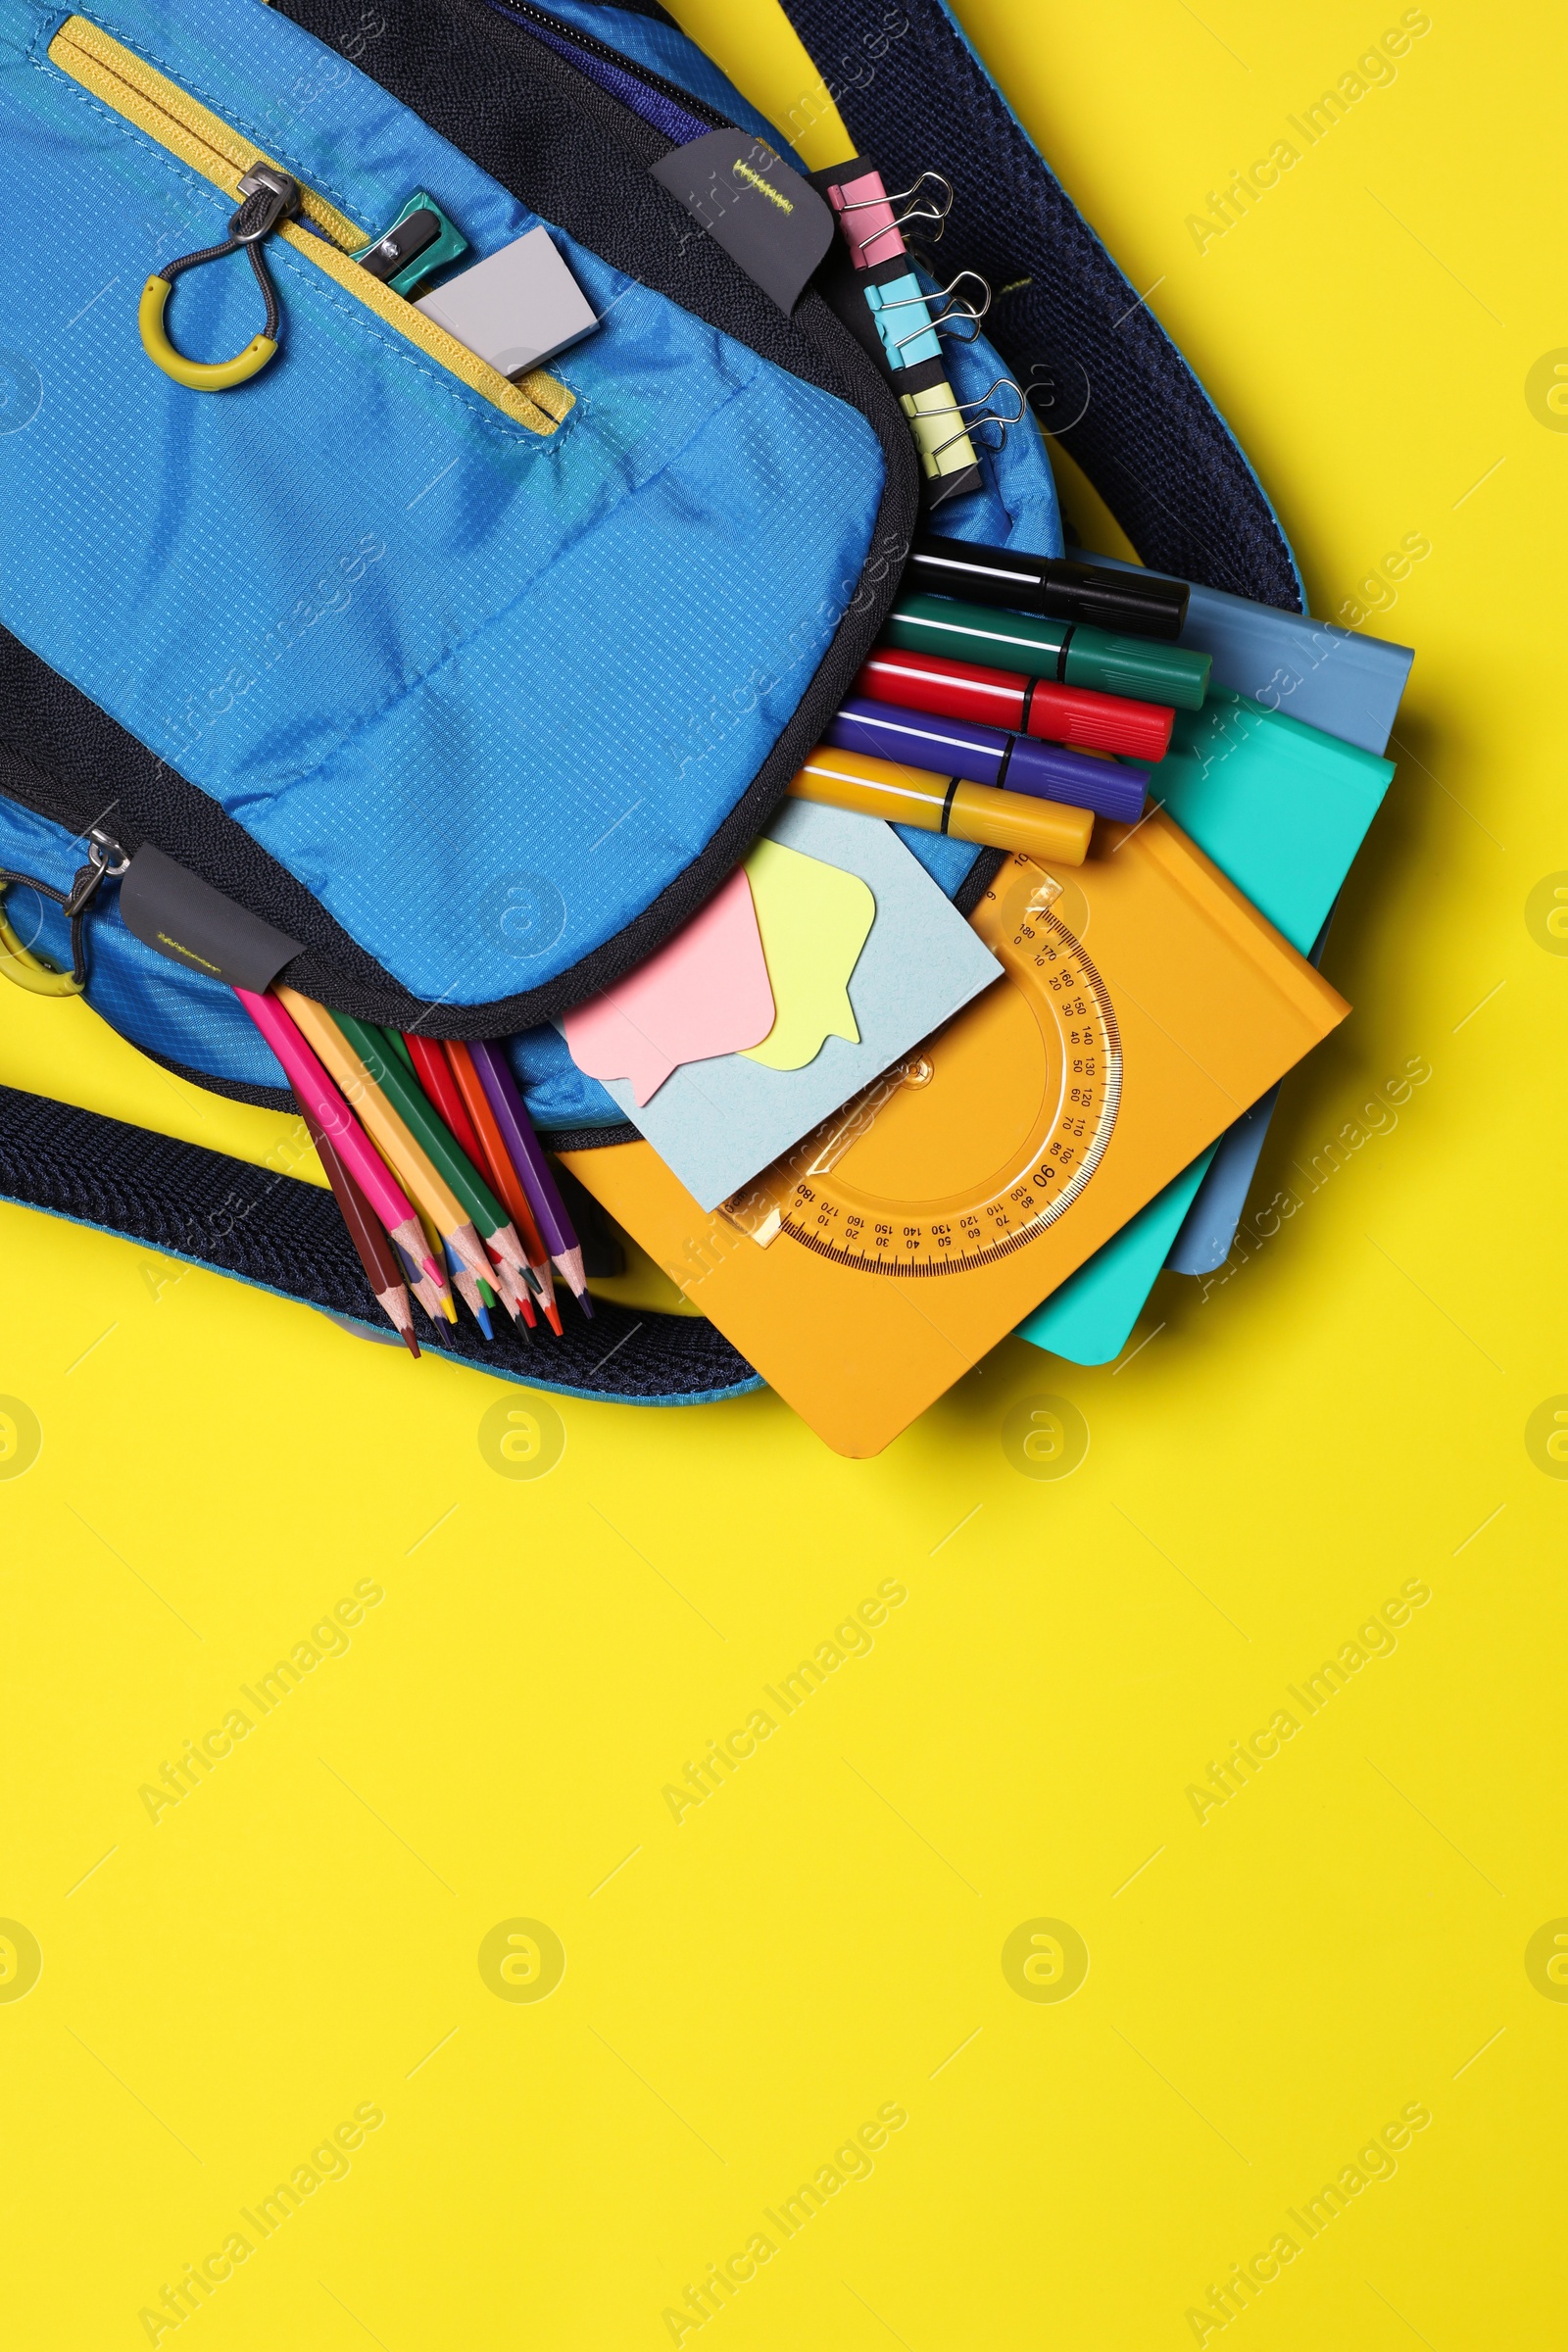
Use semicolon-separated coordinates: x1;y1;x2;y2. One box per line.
566;801;1002;1212
1016;694;1394;1362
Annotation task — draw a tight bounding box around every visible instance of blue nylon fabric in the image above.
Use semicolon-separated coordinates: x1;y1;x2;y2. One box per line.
0;0;1073;1139
0;0;886;1005
0;794;292;1089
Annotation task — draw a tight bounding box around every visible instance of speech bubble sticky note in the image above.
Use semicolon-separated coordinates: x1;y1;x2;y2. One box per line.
562;867;774;1105
741;837;875;1071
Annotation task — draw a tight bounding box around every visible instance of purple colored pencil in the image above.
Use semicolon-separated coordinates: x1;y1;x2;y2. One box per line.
468;1039;594;1316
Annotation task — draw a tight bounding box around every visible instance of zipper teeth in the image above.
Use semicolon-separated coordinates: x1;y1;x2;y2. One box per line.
48;16;573;438
52;16;365;248
490;0;731;129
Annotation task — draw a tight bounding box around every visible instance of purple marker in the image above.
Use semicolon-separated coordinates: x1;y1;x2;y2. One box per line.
824;695;1148;823
469;1038;593;1318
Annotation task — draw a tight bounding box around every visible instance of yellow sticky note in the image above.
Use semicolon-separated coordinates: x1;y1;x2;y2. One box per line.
740;836;875;1070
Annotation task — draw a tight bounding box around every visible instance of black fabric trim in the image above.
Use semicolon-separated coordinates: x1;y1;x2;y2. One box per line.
138;1046;294;1113
542;1118;641;1151
954;847;1004;916
0;1084;759;1401
0;0;918;1037
778;0;1302;610
138;1038;638;1150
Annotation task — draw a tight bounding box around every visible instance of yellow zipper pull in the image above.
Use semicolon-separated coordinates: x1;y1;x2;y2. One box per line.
139;164;300;392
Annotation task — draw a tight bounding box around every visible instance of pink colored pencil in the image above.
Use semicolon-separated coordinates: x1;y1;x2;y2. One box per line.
234;985;443;1287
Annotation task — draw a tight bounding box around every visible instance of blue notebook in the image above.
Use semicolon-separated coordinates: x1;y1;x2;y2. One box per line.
1016;691;1396;1363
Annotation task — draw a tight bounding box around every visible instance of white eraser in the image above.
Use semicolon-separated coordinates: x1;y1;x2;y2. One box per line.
415;226;598;376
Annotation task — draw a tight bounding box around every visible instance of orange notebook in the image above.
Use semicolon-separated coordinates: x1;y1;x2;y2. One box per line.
564;813;1348;1455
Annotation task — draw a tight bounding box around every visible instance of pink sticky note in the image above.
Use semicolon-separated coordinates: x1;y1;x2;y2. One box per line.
563;868;775;1105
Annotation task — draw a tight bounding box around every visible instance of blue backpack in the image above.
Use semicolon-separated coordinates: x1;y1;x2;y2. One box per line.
0;0;1302;1404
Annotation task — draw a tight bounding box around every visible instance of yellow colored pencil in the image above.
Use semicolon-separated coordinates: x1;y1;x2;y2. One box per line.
276;988;492;1287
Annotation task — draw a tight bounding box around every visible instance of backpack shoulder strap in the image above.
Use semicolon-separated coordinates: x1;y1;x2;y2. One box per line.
778;0;1304;607
0;1086;761;1406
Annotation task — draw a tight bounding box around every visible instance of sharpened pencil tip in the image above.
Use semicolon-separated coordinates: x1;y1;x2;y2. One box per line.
402;1327;421;1358
576;1290;595;1319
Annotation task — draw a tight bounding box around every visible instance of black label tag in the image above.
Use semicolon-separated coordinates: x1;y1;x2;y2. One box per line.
119;846;304;992
651;130;834;315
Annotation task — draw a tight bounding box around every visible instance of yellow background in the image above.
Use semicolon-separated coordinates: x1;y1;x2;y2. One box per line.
2;2;1564;2345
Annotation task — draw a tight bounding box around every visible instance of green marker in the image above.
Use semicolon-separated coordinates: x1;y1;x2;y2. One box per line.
331;1010;519;1263
886;592;1211;711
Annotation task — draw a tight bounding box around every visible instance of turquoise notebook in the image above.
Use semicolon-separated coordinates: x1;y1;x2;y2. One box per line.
1016;691;1395;1364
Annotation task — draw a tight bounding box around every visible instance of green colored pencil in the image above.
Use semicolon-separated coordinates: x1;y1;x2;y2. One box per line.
330;1011;527;1274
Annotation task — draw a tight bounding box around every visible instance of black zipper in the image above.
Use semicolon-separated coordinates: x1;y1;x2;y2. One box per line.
486;0;732;132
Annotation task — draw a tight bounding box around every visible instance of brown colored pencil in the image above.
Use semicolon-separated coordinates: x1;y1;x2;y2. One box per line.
294;1092;418;1356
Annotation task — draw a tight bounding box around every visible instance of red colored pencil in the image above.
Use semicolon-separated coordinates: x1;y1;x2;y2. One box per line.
444;1039;563;1335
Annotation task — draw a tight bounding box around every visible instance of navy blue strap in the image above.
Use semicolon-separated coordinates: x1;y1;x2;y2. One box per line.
779;0;1303;609
0;1085;760;1405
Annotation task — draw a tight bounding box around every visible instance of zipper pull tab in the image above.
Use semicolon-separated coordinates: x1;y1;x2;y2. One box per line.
232;165;302;243
63;828;131;920
139;170;300;393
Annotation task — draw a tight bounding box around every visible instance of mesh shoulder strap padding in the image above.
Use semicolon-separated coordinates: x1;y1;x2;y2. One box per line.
0;1086;760;1405
779;0;1302;609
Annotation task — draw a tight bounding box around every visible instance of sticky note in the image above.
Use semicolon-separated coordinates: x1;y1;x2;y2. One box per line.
561;867;773;1105
561;801;1003;1212
740;838;874;1071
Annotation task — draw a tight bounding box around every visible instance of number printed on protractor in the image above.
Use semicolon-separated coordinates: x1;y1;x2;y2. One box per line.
773;856;1123;1276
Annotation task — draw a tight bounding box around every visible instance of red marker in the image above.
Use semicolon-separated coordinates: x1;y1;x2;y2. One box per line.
856;646;1174;761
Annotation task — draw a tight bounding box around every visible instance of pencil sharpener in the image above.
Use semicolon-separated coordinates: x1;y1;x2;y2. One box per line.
352;191;468;300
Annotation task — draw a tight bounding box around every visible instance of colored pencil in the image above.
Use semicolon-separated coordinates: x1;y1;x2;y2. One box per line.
234;985;442;1288
336;1010;529;1280
396;1241;448;1328
293;1092;418;1356
403;1032;489;1170
414;1204;459;1323
495;1256;544;1332
467;1039;593;1316
444;1241;494;1341
397;1031;524;1343
274;988;494;1290
443;1040;562;1335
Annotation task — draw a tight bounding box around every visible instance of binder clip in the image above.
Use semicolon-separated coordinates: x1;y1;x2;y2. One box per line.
877;270;992;357
834;169;955;264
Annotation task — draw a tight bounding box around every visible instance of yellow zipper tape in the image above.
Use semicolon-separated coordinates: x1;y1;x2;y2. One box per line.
50;16;574;436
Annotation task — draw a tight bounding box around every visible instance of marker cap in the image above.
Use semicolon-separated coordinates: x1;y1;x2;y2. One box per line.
826;698;1145;822
1004;734;1147;824
1063;627;1209;710
909;533;1190;640
886;595;1210;710
1024;679;1174;760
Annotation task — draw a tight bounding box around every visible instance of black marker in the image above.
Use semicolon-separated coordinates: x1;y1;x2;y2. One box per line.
908;532;1190;641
